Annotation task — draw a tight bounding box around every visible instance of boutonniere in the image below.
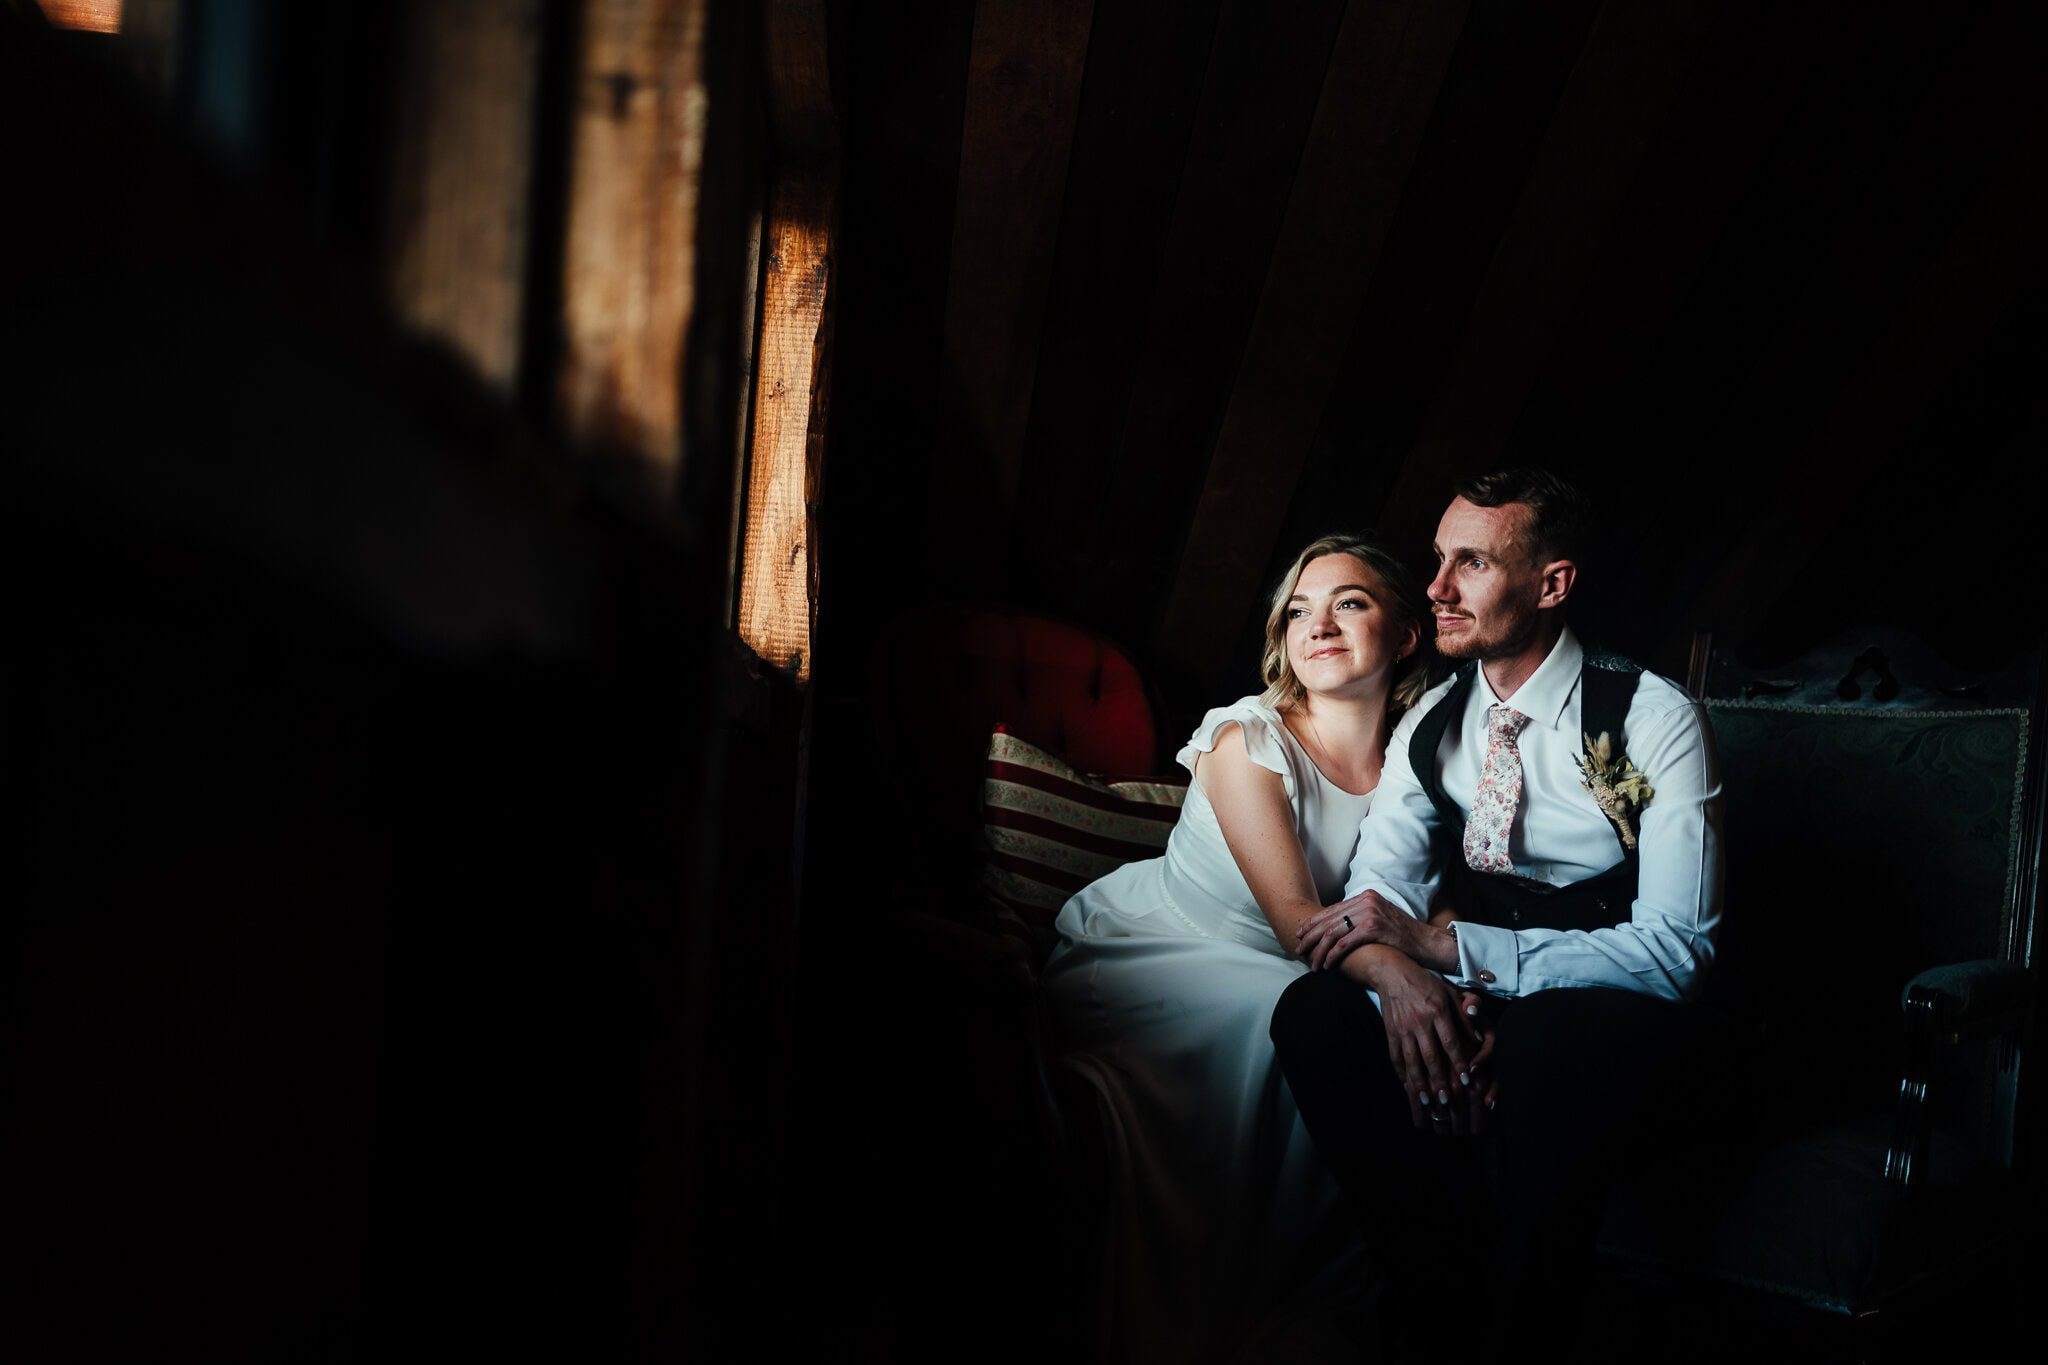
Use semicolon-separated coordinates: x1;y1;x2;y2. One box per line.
1575;731;1653;849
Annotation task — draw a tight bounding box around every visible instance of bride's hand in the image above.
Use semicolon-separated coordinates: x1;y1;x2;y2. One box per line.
1295;891;1454;973
1459;989;1500;1133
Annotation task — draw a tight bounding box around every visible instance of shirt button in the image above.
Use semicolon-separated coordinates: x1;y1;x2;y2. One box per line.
1596;897;1608;912
1478;969;1497;984
1510;910;1520;924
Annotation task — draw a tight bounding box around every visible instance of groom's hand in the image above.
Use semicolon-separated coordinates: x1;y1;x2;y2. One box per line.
1296;891;1458;974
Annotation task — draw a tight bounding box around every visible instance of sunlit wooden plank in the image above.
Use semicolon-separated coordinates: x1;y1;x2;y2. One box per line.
557;0;710;481
37;0;120;33
736;179;834;680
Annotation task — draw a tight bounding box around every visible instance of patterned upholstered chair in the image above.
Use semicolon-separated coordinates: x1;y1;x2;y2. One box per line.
1596;630;2043;1337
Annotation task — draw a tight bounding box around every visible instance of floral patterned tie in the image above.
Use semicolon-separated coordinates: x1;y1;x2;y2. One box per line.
1464;704;1532;875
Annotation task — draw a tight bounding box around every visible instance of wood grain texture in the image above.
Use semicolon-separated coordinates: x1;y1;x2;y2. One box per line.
765;0;835;153
738;174;836;679
36;0;119;33
1255;0;1605;662
940;0;1095;507
1153;0;1469;690
1081;0;1350;626
1010;0;1224;605
383;0;544;395
557;0;710;479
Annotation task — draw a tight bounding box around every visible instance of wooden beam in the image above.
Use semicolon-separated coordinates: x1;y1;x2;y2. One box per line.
939;0;1095;508
737;1;838;678
765;0;836;154
1009;0;1225;606
1152;0;1469;688
382;0;545;395
1081;0;1351;632
35;0;119;33
736;172;836;680
556;0;710;482
1375;0;1723;539
1253;0;1605;650
113;0;178;93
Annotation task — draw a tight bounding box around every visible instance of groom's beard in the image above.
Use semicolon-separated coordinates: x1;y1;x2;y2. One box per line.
1432;599;1542;662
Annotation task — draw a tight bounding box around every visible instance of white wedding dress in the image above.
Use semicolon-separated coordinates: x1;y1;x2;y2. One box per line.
1044;699;1374;1363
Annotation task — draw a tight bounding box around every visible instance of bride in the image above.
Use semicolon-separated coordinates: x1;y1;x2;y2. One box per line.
1043;533;1430;1362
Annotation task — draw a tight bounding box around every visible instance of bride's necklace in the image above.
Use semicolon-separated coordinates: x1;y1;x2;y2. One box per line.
1293;702;1337;774
1293;699;1379;793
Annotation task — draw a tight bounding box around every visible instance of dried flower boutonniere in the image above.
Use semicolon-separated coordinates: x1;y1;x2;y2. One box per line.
1576;731;1653;849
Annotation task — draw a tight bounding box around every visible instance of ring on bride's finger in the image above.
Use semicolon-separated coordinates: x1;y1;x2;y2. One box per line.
1343;914;1354;931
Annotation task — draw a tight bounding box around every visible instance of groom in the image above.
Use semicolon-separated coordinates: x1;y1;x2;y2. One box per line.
1269;468;1726;1327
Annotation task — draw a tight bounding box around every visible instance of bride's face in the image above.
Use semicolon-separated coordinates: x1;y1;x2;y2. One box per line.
1284;554;1416;700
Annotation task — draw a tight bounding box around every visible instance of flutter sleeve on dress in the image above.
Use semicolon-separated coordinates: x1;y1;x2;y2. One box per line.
1176;699;1299;802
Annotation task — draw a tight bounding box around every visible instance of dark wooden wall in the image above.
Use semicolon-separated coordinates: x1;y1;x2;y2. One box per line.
10;2;2048;1359
819;0;2048;739
2;4;785;1358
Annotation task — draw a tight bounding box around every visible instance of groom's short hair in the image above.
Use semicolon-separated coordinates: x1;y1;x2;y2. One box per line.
1454;467;1591;566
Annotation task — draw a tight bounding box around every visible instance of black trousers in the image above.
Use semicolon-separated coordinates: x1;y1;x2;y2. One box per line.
1270;973;1731;1325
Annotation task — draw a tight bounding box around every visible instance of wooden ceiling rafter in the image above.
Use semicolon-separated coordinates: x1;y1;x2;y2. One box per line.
1073;0;1352;623
1009;0;1227;608
1150;0;1471;695
1376;0;1725;540
939;0;1097;514
1251;0;1607;649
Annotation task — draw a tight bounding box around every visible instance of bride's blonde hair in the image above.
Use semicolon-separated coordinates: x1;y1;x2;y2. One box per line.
1257;533;1431;713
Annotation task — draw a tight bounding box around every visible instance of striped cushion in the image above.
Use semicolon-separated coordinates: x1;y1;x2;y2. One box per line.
980;726;1186;957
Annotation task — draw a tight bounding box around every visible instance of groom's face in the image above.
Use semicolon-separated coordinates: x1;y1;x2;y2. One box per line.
1427;497;1547;661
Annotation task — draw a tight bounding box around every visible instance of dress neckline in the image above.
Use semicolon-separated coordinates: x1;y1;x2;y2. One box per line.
1274;708;1378;799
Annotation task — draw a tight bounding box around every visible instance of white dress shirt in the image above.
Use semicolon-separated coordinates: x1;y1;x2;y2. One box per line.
1343;626;1724;1001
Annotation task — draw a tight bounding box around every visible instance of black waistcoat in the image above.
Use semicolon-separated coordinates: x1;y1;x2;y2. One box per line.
1408;654;1643;934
